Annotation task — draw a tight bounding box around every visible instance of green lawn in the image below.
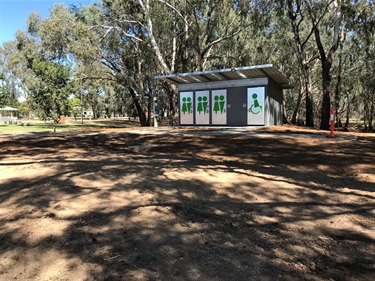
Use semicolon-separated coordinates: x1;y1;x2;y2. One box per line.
0;118;140;135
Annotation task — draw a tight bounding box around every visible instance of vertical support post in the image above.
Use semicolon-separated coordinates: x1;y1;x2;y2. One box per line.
153;97;159;128
330;108;335;137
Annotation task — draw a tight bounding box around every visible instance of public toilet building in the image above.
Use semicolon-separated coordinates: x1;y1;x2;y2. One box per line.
155;64;292;126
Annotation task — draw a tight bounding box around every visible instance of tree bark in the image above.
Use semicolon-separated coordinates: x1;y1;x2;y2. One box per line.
291;85;303;124
305;69;314;127
320;60;332;130
344;95;350;129
129;88;148;126
334;34;344;126
287;0;315;127
305;0;342;130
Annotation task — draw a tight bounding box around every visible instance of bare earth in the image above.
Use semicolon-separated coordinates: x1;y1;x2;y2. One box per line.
0;125;374;281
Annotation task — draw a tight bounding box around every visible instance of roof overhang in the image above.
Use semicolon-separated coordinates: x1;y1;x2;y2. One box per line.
0;106;18;111
155;64;293;89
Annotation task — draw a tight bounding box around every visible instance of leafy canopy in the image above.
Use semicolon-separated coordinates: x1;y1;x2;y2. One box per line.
30;60;72;122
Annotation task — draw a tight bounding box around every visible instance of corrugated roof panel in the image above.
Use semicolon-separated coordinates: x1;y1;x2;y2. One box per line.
202;73;226;81
165;77;183;84
190;75;209;82
222;71;240;79
201;73;219;81
183;76;198;83
243;69;264;78
155;64;293;88
263;68;289;84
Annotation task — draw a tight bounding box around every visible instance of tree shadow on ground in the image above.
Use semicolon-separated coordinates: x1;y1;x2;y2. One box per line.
0;133;374;280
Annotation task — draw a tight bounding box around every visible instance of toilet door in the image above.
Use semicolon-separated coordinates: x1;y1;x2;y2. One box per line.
195;90;210;125
180;91;194;125
247;87;265;125
211;89;227;125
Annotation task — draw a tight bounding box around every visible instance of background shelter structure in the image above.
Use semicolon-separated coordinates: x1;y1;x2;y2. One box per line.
156;64;292;126
0;106;19;123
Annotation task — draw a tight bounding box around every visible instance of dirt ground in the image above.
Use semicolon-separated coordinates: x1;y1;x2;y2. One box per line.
0;125;374;281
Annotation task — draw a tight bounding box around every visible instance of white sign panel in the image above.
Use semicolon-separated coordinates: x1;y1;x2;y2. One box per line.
195;90;210;125
211;89;227;125
247;87;265;125
180;91;194;124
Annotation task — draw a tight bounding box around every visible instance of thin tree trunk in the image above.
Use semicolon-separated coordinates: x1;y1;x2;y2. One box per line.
305;76;314;127
291;85;303;124
335;43;343;127
369;92;374;130
344;96;350;129
129;88;148;126
320;60;332;130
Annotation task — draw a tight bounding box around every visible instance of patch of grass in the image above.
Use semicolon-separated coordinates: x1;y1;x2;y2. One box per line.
0;118;140;135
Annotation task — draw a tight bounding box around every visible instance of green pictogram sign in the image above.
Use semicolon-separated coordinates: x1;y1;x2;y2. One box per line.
182;97;192;114
249;93;263;114
197;96;208;114
213;95;226;114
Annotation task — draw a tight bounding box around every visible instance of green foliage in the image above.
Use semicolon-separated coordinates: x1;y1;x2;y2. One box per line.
30;61;72;122
0;72;7;107
0;88;8;108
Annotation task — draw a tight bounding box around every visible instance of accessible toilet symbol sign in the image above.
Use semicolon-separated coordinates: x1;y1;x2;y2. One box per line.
249;93;263;114
247;87;265;125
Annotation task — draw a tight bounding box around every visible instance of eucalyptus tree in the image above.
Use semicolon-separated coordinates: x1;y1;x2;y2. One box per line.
0;13;45;117
332;38;359;129
2;9;75;128
95;0;253;124
273;0;349;129
349;0;375;129
45;1;286;126
66;3;157;125
30;60;72;132
282;0;319;127
0;72;8;107
303;0;345;130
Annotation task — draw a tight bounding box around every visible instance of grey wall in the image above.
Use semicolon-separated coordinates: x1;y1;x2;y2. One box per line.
265;79;283;126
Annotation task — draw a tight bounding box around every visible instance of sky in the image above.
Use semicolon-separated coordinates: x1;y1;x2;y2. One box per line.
0;0;98;45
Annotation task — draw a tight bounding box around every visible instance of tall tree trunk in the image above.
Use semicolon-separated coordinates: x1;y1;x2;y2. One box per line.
129;88;148;126
369;91;374;130
344;95;350;129
287;0;315;127
334;36;344;126
320;59;332;130
306;0;342;130
167;83;178;125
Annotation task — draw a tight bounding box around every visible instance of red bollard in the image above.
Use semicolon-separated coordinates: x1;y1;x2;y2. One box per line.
330;108;335;137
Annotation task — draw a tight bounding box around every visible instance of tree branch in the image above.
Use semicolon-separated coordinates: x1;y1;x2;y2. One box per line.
156;0;189;26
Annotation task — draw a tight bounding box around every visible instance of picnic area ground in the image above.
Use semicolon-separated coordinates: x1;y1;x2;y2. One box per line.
0;125;374;280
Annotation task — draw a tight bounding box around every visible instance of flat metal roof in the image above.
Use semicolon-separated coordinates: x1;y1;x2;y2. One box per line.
155;64;293;89
0;106;18;111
